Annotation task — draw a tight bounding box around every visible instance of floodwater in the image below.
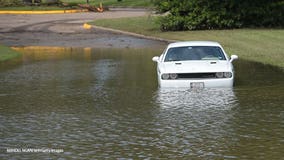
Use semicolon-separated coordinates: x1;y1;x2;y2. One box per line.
0;47;283;159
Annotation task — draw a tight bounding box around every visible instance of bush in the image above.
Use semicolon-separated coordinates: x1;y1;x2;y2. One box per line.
41;0;62;6
0;0;23;7
155;0;284;31
0;0;63;7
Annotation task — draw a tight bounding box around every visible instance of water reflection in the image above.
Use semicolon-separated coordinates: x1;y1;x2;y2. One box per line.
150;88;239;159
155;88;238;110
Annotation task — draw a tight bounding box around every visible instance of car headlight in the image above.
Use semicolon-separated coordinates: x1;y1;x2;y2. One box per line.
162;73;178;80
161;74;170;80
169;73;178;79
224;72;232;78
216;72;224;78
215;72;232;78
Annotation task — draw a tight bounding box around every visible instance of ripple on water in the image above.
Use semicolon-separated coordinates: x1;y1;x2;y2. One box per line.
0;48;283;159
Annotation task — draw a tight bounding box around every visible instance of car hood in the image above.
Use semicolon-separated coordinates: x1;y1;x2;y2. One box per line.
159;60;232;73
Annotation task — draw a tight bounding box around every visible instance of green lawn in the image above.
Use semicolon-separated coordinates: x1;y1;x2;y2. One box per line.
0;6;68;10
0;0;153;10
91;16;284;68
0;45;21;62
62;0;153;7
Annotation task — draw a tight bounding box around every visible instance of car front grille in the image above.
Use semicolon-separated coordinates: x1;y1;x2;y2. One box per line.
177;73;217;79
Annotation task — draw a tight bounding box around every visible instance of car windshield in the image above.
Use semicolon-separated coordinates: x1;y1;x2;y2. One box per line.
164;46;226;62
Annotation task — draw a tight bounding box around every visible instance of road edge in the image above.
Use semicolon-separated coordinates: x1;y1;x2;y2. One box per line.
91;25;177;43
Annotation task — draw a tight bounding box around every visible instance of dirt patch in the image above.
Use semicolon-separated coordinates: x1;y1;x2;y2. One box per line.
0;10;167;48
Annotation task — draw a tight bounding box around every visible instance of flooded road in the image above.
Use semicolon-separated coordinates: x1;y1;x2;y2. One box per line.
0;47;283;159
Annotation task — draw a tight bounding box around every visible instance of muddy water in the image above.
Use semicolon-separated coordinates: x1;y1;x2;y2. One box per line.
0;47;283;159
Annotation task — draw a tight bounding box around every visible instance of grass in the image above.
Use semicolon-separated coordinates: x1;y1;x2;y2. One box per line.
62;0;153;7
91;16;284;68
0;6;67;11
0;44;21;62
0;0;153;11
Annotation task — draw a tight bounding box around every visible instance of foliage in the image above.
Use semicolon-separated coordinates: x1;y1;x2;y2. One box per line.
0;0;23;7
41;0;61;5
0;0;63;7
154;0;284;31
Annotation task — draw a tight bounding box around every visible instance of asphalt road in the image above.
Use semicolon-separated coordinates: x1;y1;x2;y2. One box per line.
0;9;165;48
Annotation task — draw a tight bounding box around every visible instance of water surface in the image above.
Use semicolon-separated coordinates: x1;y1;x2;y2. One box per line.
0;47;283;159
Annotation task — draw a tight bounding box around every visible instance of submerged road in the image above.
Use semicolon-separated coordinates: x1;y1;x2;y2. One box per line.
0;9;166;48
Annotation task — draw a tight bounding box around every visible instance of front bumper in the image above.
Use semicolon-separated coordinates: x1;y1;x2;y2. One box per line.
158;78;234;88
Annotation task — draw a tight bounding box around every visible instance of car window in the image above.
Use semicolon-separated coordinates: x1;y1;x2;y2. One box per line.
160;48;167;61
164;46;226;62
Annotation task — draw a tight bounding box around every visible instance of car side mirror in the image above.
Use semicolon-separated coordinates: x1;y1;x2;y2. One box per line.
152;56;159;62
230;55;238;62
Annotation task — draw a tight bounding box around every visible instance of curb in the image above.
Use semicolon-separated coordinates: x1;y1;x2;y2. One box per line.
108;7;152;12
0;9;88;14
91;25;177;43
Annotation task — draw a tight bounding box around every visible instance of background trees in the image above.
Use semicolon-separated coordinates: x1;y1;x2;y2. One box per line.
154;0;284;31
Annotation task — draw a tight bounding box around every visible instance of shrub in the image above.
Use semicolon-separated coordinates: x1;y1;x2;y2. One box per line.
0;0;23;7
154;0;284;31
41;0;61;5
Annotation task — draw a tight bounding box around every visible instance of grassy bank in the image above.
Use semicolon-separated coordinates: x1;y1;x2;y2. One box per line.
0;0;152;11
0;6;66;11
0;45;21;62
62;0;153;7
91;16;284;68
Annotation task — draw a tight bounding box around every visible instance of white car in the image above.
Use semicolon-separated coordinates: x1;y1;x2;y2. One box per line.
152;41;238;88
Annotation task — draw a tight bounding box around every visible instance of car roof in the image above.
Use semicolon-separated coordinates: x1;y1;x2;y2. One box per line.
167;41;222;48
